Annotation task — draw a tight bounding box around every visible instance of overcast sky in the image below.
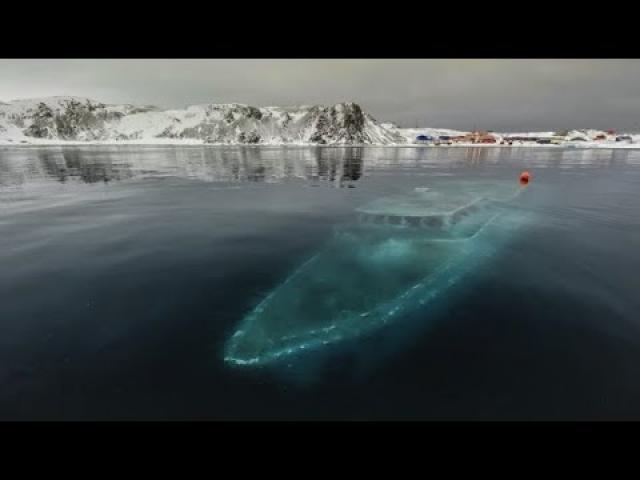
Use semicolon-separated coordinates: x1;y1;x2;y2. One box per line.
1;59;639;131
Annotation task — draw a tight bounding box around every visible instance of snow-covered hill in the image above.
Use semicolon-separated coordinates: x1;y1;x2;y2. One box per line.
0;97;405;145
2;96;638;147
396;127;468;143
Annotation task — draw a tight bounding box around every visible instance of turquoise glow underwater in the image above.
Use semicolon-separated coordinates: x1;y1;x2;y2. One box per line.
224;180;530;366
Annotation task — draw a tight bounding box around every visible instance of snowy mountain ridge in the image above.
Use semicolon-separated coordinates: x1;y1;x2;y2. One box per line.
0;97;405;145
0;96;636;146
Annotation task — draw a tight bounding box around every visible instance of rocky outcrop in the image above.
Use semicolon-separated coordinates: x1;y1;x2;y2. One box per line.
0;97;406;145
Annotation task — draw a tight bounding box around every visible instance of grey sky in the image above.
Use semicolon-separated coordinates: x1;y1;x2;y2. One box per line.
1;59;639;131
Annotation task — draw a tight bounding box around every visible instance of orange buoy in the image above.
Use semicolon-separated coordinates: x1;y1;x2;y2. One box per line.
519;171;531;185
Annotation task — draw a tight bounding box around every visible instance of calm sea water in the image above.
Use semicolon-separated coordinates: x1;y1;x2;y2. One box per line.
1;145;640;420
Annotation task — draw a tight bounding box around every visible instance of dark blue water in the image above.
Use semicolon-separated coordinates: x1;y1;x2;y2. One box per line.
1;145;640;420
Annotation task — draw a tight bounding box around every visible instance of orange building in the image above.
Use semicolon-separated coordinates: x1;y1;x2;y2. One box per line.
456;131;497;144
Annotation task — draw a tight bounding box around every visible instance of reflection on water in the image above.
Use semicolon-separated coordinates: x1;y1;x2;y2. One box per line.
0;146;368;190
3;145;640;219
2;145;639;192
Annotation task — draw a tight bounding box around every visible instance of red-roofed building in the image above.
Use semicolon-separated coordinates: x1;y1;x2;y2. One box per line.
453;131;497;143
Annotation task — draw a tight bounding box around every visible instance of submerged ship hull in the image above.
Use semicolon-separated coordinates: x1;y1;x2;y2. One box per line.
224;180;529;366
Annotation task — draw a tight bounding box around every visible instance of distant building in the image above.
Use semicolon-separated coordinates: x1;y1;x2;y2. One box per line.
455;131;497;144
504;136;541;143
472;131;497;144
435;135;453;145
416;135;435;144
